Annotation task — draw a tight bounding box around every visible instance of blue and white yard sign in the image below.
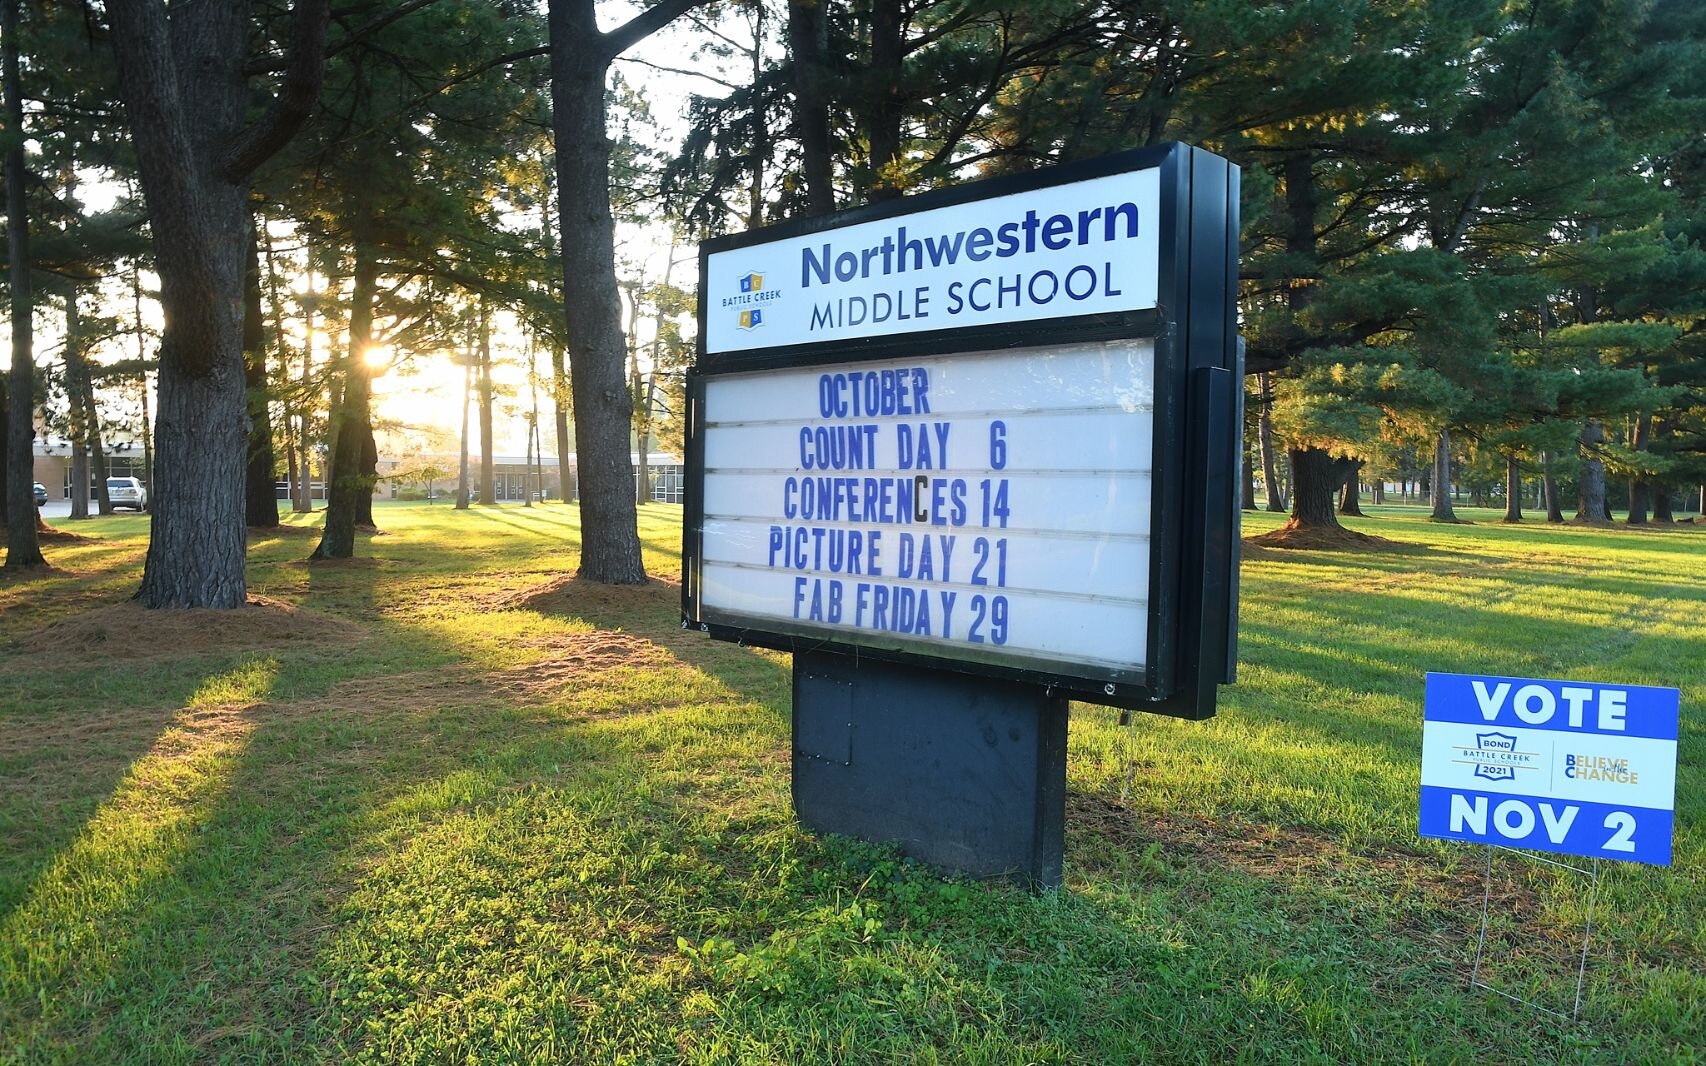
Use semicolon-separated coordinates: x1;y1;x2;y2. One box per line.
1419;673;1679;866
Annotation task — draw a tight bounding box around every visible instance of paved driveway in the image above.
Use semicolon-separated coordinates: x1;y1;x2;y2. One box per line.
35;499;147;520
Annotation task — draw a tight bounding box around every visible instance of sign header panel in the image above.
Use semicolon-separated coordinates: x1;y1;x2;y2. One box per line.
698;340;1155;679
1418;672;1680;866
704;168;1162;355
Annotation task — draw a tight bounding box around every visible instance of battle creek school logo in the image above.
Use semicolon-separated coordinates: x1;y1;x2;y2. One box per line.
728;270;780;330
1460;730;1536;783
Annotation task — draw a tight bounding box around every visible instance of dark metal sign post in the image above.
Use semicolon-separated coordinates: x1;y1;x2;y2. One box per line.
685;143;1241;887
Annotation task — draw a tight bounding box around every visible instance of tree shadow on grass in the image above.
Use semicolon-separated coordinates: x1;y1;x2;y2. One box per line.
5;525;1695;1061
4;622;1674;1062
0;556;798;1060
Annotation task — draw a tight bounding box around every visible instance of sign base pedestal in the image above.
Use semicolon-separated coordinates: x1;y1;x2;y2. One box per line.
791;650;1068;888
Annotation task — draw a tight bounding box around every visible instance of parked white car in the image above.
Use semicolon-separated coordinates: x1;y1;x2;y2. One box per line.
107;477;148;511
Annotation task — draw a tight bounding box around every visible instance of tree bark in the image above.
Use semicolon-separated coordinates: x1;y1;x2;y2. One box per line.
3;0;43;567
63;291;110;515
264;222;311;514
1430;428;1457;522
0;376;8;529
552;349;571;499
311;243;377;559
1259;376;1283;512
244;224;280;528
128;258;156;495
746;2;767;228
1575;420;1608;523
539;152;573;502
296;239;316;510
1337;462;1364;516
548;0;651;583
861;0;903;201
525;341;539;508
477;297;496;505
355;414;376;527
787;0;834;215
456;350;471;509
635;252;674;508
1285;447;1347;530
1654;490;1674;523
1540;451;1563;522
1503;454;1522;522
106;0;329;605
70;444;89;520
1241;438;1256;511
1626;410;1651;525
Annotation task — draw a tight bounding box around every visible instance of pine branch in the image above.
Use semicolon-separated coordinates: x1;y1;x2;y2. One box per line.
601;0;709;63
222;0;333;180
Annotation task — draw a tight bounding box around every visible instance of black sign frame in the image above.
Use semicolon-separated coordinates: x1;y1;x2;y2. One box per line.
682;142;1240;718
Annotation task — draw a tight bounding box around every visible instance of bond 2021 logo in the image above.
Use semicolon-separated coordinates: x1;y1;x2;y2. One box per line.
725;269;781;330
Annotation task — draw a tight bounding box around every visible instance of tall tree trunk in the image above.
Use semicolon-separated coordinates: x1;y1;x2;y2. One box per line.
636;250;676;507
1430;428;1457;522
548;0;650;583
311;243;377;559
295;239;316;510
1575;420;1608;523
0;377;8;529
3;0;43;567
65;293;91;520
85;398;111;516
1286;447;1346;531
477;297;495;505
747;2;767;227
1653;490;1673;523
1627;409;1651;525
1503;454;1522;522
623;278;644;506
244;224;279;528
1262;383;1282;508
264;221;309;514
60;170;114;518
525;339;539;508
131;259;155;494
456;351;471;509
1651;419;1675;522
787;0;834;214
539;152;573;503
70;444;89;519
637;374;656;505
552;348;571;499
1241;438;1256;511
355;412;376;527
106;0;330;605
861;0;903;201
1541;451;1563;523
1337;462;1364;516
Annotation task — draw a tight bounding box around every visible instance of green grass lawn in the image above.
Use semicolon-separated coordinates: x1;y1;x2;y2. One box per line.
0;501;1700;1064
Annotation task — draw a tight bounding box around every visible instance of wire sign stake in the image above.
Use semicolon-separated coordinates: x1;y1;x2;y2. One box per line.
1468;845;1602;1022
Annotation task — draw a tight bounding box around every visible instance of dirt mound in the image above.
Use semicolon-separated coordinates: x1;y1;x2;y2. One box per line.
498;631;674;689
35;525;92;542
1246;521;1405;552
493;573;679;614
19;594;356;660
